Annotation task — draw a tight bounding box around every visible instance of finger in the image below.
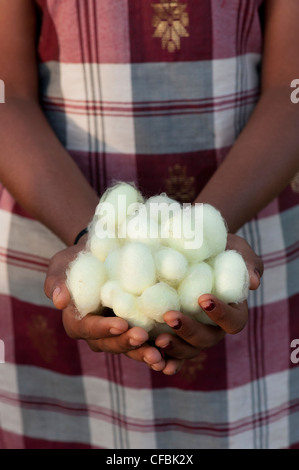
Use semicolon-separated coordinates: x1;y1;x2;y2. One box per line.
44;245;81;308
97;326;150;354
226;233;264;291
86;335;145;355
163;309;226;350
198;294;248;335
162;358;184;376
155;332;200;360
52;284;71;310
44;272;71;310
86;337;165;369
127;344;182;374
65;310;152;355
247;256;264;291
62;308;130;340
126;344;166;370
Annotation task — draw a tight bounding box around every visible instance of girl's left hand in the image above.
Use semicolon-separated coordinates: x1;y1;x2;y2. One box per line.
154;234;264;375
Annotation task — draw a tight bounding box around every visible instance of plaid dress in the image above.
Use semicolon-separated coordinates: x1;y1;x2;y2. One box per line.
0;0;299;449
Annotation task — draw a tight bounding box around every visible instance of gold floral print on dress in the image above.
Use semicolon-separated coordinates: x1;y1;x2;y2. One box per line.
27;314;58;363
152;0;189;53
165;163;195;203
179;353;207;383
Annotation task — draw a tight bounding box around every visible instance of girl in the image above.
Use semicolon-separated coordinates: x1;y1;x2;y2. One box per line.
0;0;298;449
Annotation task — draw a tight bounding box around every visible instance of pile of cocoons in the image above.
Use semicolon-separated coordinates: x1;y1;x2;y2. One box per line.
66;182;250;335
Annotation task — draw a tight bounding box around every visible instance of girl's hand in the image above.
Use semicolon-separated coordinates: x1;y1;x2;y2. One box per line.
44;233;263;376
154;234;264;374
44;235;167;371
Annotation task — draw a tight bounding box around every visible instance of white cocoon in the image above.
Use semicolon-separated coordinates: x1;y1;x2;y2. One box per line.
201;204;227;259
125;308;156;332
178;262;214;317
212;250;249;304
104;248;121;280
100;280;121;309
112;288;155;331
119;210;161;249
66;184;233;330
112;289;138;319
154;247;188;286
161;205;206;262
138;282;180;323
89;231;120;262
162;204;227;263
118;242;157;295
97;182;144;230
145;193;181;224
66;251;106;318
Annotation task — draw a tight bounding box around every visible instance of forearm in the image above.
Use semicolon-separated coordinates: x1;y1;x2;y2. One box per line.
196;87;299;233
0;97;99;246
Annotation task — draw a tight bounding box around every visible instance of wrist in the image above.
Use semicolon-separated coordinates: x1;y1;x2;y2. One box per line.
62;196;98;247
76;231;89;248
74;227;89;245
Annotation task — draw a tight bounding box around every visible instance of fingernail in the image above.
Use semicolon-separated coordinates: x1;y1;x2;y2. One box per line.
161;341;173;352
129;337;143;347
159;349;166;359
201;300;216;312
170;319;182;330
143;357;153;365
110;327;125;335
254;268;261;280
151;363;162;371
52;287;61;302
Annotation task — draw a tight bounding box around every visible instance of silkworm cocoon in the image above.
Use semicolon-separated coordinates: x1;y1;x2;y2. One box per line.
178;262;214;321
146;193;178;207
125;308;156;332
212;250;249;304
145;193;181;224
112;289;138;319
89;231;120;262
100;280;121;309
138;282;180;323
162;204;227;263
154;247;188;286
119;210;161;249
118;242;157;295
186;261;215;280
112;288;155;331
96;182;144;231
201;204;228;259
66;251;106;318
104;248;121;280
161;205;206;262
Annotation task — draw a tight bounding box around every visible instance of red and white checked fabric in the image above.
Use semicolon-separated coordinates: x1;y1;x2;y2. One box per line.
0;0;299;449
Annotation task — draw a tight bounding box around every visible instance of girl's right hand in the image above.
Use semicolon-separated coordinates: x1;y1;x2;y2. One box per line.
44;237;180;373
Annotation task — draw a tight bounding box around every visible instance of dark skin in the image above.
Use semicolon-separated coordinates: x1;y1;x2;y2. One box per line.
1;0;298;374
45;233;263;375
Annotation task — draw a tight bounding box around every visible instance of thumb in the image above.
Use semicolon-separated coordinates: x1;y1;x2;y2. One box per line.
44;246;78;310
51;284;71;310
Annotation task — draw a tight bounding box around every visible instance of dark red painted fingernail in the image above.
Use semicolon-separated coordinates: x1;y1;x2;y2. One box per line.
159;349;166;359
161;341;173;352
171;319;182;330
201;301;216;312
